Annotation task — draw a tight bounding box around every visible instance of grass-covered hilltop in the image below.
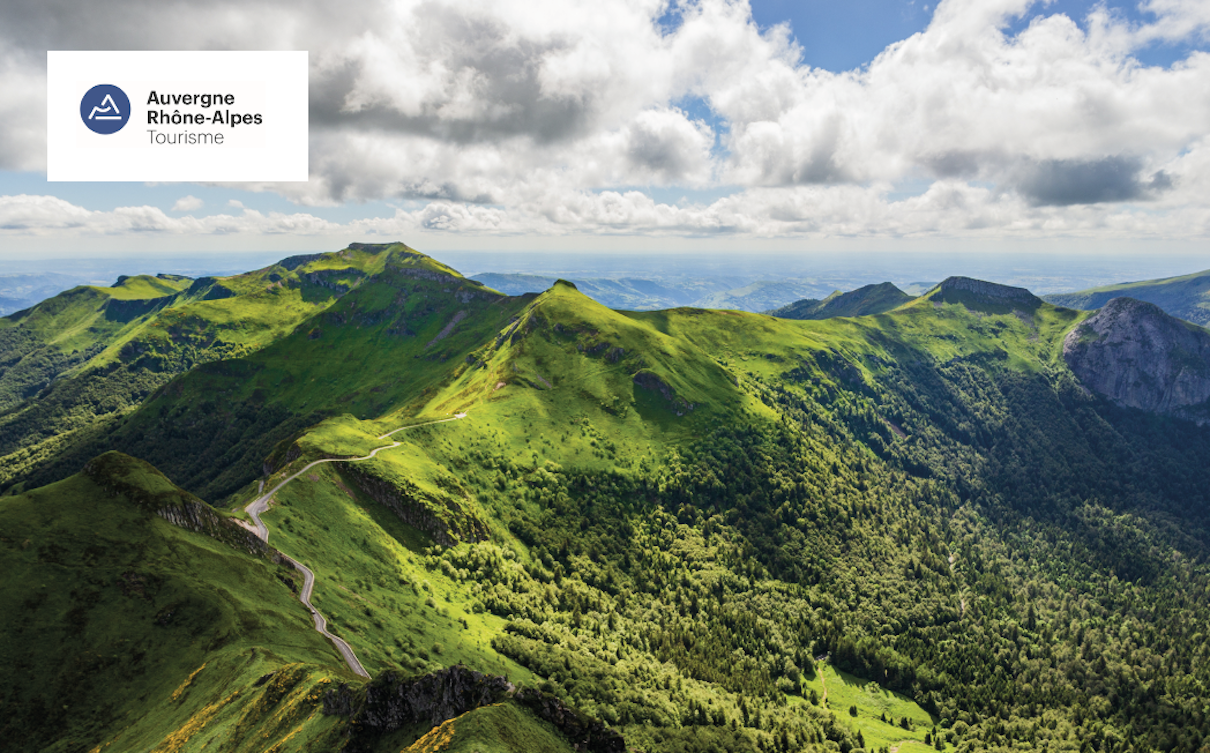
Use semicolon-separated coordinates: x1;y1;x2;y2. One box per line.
3;242;1210;753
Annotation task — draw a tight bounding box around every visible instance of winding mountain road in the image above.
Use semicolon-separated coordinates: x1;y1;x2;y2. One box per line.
244;413;467;678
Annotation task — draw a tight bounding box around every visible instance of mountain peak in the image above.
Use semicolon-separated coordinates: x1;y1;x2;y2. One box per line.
937;276;1039;303
768;282;910;320
347;241;405;253
82;451;204;512
1064;296;1210;419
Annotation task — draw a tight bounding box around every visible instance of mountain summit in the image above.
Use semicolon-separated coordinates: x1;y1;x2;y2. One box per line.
768;282;911;319
1064;296;1210;420
931;276;1042;309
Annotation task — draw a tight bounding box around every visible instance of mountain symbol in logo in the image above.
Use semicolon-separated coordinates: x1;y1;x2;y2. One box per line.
79;84;131;135
88;94;122;121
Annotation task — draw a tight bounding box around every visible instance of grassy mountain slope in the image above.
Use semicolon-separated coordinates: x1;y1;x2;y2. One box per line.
246;277;1123;751
317;274;1208;752
5;244;526;501
402;703;575;753
1044;267;1210;326
8;249;1210;752
3;446;619;752
0;245;409;492
768;282;912;320
0;451;348;752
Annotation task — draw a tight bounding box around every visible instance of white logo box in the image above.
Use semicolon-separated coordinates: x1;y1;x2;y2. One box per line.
48;51;308;182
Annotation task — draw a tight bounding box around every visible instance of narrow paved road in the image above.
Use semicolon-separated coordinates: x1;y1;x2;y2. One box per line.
244;413;467;678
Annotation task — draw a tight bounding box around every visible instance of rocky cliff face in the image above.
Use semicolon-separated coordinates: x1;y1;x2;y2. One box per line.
341;464;490;545
83;451;270;556
323;666;625;753
1063;297;1210;420
934;276;1043;310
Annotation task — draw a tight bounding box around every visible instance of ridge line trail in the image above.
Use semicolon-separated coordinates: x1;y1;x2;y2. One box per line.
244;413;468;678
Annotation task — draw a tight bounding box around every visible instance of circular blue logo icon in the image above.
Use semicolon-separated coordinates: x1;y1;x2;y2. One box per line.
80;84;130;135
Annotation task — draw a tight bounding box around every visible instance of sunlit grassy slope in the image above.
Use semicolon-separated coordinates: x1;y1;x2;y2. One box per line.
5;244;528;500
243;276;1091;751
0;244;414;492
803;663;946;751
251;460;536;684
0;453;349;752
403;703;575;753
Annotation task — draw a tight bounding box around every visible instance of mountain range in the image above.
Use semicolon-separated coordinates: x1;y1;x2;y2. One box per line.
1044;267;1210;327
4;243;1210;753
471;272;828;313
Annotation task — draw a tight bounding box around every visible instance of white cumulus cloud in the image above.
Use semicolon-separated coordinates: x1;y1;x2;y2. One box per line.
1;0;1209;243
172;195;204;212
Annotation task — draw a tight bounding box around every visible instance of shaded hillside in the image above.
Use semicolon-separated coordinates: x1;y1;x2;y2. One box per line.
1045;267;1210;326
767;282;911;319
0;452;345;752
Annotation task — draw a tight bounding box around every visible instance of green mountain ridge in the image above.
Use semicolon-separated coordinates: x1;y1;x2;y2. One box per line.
0;450;346;752
471;272;827;313
0;242;480;495
1044;267;1210;326
767;282;913;319
6;244;1210;753
0;243;423;492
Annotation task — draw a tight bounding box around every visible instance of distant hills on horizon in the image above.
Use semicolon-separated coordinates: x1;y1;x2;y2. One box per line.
7;257;1210;334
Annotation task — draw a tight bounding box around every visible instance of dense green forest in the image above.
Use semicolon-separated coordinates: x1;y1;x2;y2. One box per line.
3;244;1210;753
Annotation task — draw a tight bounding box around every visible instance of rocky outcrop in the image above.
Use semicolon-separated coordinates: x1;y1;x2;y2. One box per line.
277;253;327;271
324;666;625;753
84;451;270;556
300;268;366;294
633;370;696;416
154;501;270;556
336;666;510;729
1063;297;1210;420
515;687;627;753
938;276;1039;304
341;464;489;545
933;276;1042;311
102;297;168;323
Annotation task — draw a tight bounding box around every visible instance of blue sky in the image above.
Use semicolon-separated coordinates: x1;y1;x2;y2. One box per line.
752;0;1201;70
0;0;1208;259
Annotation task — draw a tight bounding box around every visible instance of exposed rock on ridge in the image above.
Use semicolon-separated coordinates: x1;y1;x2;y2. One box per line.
324;666;625;753
340;464;490;545
1063;297;1210;420
83;451;269;555
935;276;1042;307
